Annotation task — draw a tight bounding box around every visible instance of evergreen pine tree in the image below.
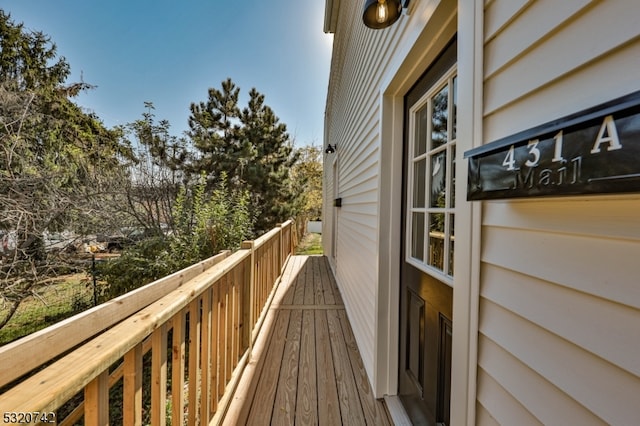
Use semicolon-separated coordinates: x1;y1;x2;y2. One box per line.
188;78;241;185
239;88;300;233
188;80;301;234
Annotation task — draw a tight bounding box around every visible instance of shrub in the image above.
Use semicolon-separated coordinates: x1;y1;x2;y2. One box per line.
97;173;253;300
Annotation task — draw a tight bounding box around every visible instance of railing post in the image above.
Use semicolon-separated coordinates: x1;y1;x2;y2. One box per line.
293;219;299;252
277;223;284;272
241;240;255;350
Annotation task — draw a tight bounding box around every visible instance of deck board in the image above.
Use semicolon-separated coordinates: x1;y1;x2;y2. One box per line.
224;255;391;425
327;309;367;425
272;309;302;425
296;310;318;425
315;310;342;425
246;310;290;425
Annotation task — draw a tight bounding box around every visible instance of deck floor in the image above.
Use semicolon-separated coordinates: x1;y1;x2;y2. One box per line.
223;255;392;425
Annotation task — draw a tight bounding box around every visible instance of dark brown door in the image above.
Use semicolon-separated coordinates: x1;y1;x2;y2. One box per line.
399;38;456;426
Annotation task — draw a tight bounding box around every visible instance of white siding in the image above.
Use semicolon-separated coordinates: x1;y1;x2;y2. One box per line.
324;0;406;379
478;0;640;423
484;0;640;140
320;1;460;403
322;155;335;256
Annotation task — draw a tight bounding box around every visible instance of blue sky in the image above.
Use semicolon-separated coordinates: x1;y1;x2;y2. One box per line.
2;0;333;146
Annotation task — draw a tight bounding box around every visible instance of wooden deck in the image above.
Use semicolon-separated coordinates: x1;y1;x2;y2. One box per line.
223;255;392;425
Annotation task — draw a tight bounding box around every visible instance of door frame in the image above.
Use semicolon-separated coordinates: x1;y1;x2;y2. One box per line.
373;1;483;425
399;38;457;424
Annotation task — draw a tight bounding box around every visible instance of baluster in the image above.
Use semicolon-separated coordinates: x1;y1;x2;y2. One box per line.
151;324;168;425
187;298;200;426
200;288;212;423
171;311;186;426
123;343;143;426
84;371;109;426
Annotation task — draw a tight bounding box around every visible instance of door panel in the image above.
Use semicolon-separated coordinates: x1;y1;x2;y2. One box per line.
399;267;453;424
399;38;456;426
407;290;425;392
438;316;453;425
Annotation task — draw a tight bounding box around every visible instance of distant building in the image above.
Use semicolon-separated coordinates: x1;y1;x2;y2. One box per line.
323;0;640;424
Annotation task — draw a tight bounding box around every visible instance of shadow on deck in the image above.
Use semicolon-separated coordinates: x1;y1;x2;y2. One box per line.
224;255;392;425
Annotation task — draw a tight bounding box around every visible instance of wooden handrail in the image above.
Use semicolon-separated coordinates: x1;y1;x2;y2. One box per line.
0;249;250;412
252;227;280;250
0;221;297;425
0;250;231;388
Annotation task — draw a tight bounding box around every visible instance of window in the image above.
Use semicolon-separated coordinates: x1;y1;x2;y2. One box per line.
407;69;457;278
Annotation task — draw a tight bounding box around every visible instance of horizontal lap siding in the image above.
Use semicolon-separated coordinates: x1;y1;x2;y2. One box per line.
478;335;605;426
324;166;334;237
484;0;640;140
482;226;640;310
479;296;640;424
324;0;403;379
481;261;640;377
479;0;640;424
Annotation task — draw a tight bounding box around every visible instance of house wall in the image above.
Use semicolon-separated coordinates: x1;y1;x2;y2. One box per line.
325;0;640;423
324;0;404;380
323;0;462;396
477;0;640;423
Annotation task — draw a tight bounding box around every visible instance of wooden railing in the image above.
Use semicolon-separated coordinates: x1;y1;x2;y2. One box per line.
0;220;297;425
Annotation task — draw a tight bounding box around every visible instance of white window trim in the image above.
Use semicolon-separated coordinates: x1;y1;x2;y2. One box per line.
406;66;458;285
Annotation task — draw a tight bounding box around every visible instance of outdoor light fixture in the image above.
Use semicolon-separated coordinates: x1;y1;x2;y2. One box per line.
325;144;337;154
362;0;408;29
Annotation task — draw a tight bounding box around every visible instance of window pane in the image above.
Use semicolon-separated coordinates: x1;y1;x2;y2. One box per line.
411;212;425;261
430;151;447;208
413;159;426;208
450;145;456;208
415;105;428;156
431;85;449;150
452;76;458;140
448;214;455;276
428;213;445;271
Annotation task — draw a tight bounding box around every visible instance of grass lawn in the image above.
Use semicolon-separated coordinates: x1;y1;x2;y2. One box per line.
0;274;93;345
296;233;323;255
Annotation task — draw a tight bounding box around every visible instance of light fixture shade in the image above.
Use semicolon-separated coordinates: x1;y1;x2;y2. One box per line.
363;0;402;29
